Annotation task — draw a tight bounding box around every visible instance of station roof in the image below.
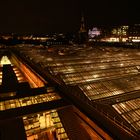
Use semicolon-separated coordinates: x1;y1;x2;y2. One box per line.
12;44;140;137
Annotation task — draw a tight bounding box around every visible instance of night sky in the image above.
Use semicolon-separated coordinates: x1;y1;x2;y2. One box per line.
0;0;139;34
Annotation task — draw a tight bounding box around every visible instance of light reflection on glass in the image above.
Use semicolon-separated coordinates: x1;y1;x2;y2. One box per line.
23;110;69;140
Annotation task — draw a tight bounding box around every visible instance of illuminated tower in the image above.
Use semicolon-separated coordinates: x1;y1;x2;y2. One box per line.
79;14;87;44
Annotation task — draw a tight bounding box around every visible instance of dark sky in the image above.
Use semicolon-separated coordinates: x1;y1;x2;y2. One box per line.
0;0;139;34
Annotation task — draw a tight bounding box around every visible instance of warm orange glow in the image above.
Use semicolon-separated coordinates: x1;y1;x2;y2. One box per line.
20;63;45;88
11;55;46;88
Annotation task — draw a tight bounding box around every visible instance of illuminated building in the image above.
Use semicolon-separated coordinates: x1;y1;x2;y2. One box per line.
88;27;101;39
110;26;129;42
101;24;140;43
112;26;129;37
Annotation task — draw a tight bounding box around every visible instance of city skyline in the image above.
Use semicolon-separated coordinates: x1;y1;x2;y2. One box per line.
0;0;140;34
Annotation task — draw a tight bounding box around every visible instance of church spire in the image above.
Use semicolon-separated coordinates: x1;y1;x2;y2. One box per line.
79;14;86;33
78;13;87;44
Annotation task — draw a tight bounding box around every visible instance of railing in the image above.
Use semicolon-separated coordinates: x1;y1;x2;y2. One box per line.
64;85;139;138
86;98;138;137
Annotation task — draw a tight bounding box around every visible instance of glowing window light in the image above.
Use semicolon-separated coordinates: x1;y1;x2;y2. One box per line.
132;39;140;42
0;56;11;66
23;110;69;140
0;93;61;111
122;38;128;42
